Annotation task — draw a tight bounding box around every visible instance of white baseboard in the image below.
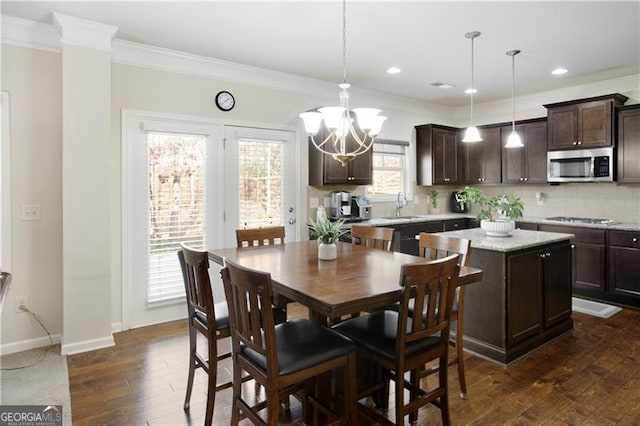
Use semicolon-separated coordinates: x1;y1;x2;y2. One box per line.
0;333;62;356
61;335;115;356
111;322;122;334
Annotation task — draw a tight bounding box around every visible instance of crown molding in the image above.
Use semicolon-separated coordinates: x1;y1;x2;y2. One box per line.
53;13;117;52
1;14;60;52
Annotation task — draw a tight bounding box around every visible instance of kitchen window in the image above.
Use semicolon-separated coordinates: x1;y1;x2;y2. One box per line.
367;139;410;200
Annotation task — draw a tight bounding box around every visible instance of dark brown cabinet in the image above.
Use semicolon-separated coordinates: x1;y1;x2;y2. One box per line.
463;126;501;184
386;218;475;256
501;119;547;184
308;127;372;185
616;104;640;184
608;230;640;300
416;124;460;185
545;94;628;150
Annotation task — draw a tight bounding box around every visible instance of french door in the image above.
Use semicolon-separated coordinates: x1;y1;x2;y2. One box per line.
123;112;297;329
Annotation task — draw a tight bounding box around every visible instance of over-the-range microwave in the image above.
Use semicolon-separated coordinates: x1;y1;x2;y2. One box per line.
547;147;614;182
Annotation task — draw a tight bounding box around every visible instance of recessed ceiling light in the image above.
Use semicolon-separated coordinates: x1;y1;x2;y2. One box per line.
430;81;455;89
464;88;478;94
551;67;569;75
386;67;401;74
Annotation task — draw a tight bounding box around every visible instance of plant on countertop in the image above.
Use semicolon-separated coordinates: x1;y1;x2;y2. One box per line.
428;190;439;208
457;186;524;221
308;216;348;244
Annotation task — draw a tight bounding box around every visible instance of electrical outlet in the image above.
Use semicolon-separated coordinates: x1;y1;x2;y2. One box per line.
16;296;29;313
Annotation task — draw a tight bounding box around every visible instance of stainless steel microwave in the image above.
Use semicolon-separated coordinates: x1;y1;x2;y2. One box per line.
547;147;614;182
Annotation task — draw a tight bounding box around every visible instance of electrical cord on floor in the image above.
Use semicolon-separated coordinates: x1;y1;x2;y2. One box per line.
0;305;55;370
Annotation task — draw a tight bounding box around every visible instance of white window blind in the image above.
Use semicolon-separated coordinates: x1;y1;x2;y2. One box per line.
146;132;206;305
238;138;284;228
367;140;409;196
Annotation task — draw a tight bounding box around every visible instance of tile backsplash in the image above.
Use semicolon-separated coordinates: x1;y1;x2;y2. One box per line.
307;183;640;224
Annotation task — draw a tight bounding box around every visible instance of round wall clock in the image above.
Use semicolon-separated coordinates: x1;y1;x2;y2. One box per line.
215;90;235;111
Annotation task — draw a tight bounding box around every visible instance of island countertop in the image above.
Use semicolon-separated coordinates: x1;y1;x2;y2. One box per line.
437;228;573;252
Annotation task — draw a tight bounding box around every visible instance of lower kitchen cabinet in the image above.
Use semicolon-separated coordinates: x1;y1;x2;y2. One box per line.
386;218;475;256
463;240;573;364
608;230;640;301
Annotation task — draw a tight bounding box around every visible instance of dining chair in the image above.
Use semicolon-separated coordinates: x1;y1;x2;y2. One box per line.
351;225;394;251
221;258;358;426
418;232;472;399
333;254;460;425
236;225;285;248
177;244;232;426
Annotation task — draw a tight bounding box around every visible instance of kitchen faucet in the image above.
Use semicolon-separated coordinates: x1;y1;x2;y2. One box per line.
396;191;407;217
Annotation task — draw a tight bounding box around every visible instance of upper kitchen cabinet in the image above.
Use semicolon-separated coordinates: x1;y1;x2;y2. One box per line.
416;124;460;185
463;126;501;184
616;104;640;184
501;118;547;184
544;93;628;150
308;125;372;186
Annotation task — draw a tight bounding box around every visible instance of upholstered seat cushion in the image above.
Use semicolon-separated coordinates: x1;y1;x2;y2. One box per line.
194;302;230;330
332;310;440;360
241;319;356;376
385;298;459;317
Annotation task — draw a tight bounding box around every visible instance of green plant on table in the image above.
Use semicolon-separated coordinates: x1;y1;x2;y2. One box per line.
308;216;348;244
428;190;439;208
457;186;524;221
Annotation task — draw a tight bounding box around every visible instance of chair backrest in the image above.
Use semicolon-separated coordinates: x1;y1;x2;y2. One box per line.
178;244;217;329
236;226;285;248
396;254;460;354
351;225;394;251
418;233;471;266
221;259;278;372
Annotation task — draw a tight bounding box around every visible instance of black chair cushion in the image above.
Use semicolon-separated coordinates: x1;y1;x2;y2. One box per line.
194;302;230;330
241;319;356;376
332;310;440;360
385;298;459;316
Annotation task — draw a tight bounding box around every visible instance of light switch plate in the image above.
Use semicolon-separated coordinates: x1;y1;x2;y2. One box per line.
21;204;41;221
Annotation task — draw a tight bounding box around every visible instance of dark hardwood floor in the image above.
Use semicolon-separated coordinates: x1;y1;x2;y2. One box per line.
67;305;640;425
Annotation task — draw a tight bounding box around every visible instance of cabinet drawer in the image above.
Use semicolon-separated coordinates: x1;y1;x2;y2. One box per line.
609;230;640;248
538;224;605;244
443;219;467;231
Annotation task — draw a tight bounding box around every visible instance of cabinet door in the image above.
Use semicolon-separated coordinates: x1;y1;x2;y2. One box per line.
578;100;612;148
323;153;350;183
547;105;578;150
465;127;501;184
348;147;373;185
544;243;572;328
463;140;483;183
507;249;543;345
523;121;548;184
608;246;640;298
501;124;525;184
433;128;459;184
617;107;640;183
443;218;468;231
573;242;606;291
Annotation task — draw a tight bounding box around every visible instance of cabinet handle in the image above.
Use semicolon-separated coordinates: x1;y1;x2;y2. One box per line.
524;177;528;182
577;141;582;145
519;178;524;182
571;244;576;249
572;141;577;145
478;178;482;182
444;178;450;182
540;253;546;259
546;252;551;257
633;237;638;242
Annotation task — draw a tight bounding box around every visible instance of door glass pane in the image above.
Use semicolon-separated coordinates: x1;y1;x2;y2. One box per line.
238;138;283;228
147;133;206;304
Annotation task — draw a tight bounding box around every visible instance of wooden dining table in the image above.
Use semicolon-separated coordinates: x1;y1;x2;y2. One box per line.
209;240;483;324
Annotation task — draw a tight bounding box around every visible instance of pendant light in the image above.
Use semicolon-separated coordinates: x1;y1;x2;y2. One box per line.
504;49;524;148
462;31;482;143
299;0;386;166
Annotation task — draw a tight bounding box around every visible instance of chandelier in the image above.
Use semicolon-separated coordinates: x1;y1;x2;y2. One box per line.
299;0;386;166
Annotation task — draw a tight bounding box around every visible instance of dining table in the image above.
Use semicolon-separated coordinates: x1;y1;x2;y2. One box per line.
209;240;483;325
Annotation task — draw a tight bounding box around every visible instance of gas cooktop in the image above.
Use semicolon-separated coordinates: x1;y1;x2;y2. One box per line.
545;216;617;225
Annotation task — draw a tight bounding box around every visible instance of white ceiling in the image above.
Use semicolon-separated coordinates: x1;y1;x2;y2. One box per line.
2;1;639;107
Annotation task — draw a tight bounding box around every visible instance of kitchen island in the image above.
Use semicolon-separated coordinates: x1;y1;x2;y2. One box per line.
438;228;574;365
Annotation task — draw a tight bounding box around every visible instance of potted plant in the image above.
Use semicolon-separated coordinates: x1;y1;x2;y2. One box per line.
428;190;440;214
308;216;348;260
457;186;524;237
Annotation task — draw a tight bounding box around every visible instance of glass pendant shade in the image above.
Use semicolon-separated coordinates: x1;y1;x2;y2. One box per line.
462;126;482;143
352;108;381;131
299;111;322;136
505;129;523;148
318;106;346;131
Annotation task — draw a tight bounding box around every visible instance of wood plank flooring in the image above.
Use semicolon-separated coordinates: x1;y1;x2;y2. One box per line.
67;305;640;425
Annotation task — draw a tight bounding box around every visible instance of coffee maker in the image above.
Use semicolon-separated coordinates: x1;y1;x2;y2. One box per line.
330;191;352;219
351;196;372;220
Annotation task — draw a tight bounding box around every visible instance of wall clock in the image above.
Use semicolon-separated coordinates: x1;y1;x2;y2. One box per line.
215;90;235;111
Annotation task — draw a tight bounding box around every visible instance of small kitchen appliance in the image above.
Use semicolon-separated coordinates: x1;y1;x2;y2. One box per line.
547;147;614;182
450;191;468;213
351;196;372;220
330;191;352;219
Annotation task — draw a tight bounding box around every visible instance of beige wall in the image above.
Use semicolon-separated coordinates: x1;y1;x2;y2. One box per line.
1;45;63;349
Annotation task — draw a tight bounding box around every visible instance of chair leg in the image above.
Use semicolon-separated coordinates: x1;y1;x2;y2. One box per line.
205;362;216;426
456;317;468;399
439;354;451;426
344;353;358;426
395;370;405;426
183;326;197;410
231;355;242;425
409;369;419;424
267;385;281;426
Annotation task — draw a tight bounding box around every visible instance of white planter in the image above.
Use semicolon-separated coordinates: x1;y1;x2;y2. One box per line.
318;242;337;260
481;219;515;237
